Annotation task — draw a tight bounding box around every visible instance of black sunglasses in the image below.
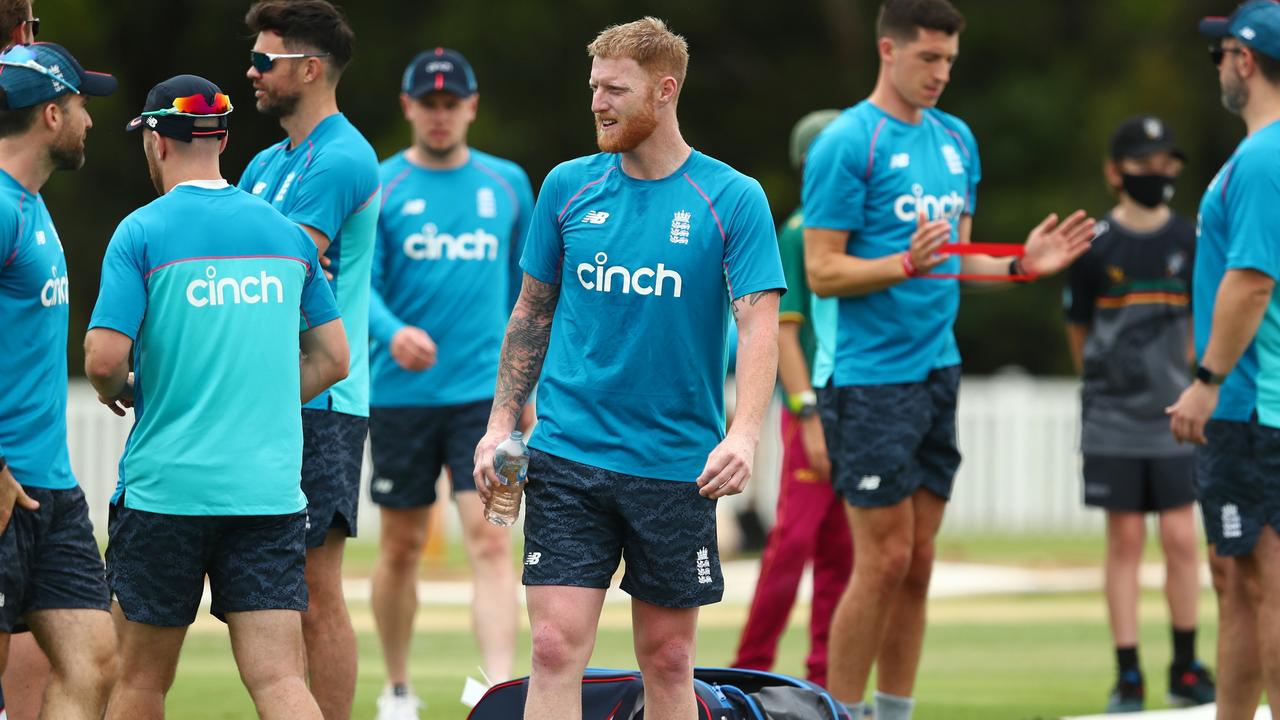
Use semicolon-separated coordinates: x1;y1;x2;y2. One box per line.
249;50;330;74
16;17;37;37
1209;43;1246;66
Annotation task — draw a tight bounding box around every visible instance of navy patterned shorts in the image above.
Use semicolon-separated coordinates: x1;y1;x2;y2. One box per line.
521;449;723;608
106;502;308;626
368;400;489;508
301;409;368;547
1196;420;1279;557
0;486;110;633
828;365;962;508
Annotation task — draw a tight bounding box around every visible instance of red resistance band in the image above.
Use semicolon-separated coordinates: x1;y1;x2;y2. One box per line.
915;243;1037;282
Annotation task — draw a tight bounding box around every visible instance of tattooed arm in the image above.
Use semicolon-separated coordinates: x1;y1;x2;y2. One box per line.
473;273;561;501
696;289;781;498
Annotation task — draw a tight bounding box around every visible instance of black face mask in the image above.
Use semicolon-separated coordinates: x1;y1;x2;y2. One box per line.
1121;173;1176;208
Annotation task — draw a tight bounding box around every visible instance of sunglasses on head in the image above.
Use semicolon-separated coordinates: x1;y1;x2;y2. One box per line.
0;44;78;94
249;50;330;74
141;92;233;118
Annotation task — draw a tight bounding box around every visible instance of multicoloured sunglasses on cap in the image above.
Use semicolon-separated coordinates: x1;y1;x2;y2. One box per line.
140;92;233;118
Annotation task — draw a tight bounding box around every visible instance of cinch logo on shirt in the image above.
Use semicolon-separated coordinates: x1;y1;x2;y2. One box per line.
185;266;284;307
40;265;68;307
575;251;683;297
403;223;498;261
893;183;965;223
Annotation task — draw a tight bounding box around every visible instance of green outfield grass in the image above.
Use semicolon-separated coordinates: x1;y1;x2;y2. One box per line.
157;534;1222;720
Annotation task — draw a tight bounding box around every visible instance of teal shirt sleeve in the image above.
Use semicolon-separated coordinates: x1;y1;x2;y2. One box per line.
88;219;148;339
287;149;370;241
367;206;405;343
1225;148;1280;280
298;227;341;330
508;165;536;309
723;179;786;300
519;166;565;285
802;122;868;232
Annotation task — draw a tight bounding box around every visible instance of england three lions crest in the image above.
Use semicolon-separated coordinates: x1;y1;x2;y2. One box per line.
670;210;691;244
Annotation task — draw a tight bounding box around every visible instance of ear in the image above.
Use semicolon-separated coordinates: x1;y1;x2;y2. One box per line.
466;94;479;121
218;133;229;155
878;36;895;63
153;131;169;161
303;55;326;84
656;75;678;106
399;93;413;120
1239;46;1259;79
1102;158;1122;189
41;100;61;131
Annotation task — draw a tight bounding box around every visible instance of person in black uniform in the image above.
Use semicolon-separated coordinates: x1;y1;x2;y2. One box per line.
1064;115;1214;713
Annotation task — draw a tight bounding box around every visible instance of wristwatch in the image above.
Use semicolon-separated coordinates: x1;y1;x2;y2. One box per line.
1194;363;1228;386
788;390;819;417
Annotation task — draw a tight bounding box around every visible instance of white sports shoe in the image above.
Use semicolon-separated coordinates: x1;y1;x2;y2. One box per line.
375;686;423;720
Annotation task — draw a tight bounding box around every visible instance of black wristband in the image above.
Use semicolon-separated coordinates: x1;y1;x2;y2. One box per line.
1008;257;1022;276
1195;363;1228;385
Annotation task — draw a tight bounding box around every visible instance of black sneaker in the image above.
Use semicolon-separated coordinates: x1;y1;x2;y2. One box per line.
1167;661;1215;707
1105;669;1145;714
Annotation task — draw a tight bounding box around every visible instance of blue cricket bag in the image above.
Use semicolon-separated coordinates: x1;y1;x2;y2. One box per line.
467;666;851;719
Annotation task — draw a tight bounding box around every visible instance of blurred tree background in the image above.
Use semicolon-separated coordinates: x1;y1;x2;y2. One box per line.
34;0;1238;376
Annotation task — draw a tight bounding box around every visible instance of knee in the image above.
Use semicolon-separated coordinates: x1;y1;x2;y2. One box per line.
59;637;119;699
380;532;428;572
1161;525;1198;559
900;542;936;599
859;538;913;592
240;664;305;699
636;637;694;686
467;528;510;567
529;623;589;676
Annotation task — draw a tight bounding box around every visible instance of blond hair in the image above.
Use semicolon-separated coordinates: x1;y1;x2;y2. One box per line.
587;17;689;88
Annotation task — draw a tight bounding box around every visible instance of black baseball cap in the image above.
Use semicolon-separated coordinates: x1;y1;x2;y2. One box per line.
402;48;477;98
1109;116;1186;161
126;75;232;142
0;42;116;109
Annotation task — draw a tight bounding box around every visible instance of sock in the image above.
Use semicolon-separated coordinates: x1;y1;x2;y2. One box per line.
1116;645;1140;675
1172;627;1196;669
875;691;916;720
391;683;410;697
842;700;865;718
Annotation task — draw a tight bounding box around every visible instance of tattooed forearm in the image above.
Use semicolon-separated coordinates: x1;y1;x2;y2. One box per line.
492;274;560;425
730;290;779;319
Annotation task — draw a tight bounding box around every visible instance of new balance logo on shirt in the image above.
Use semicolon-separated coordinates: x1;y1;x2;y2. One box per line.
581;210;610;225
402;224;498;261
185;266;285;307
575;251;683;297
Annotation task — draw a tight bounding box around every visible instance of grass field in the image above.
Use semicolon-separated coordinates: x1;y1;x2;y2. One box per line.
157;534;1219;720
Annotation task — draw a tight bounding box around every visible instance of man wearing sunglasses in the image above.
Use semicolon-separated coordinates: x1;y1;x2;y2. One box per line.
1167;2;1280;717
366;47;534;719
238;3;379;718
0;0;34;50
0;42;118;720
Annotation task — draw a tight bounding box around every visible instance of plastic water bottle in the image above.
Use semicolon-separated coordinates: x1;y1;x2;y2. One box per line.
484;431;528;527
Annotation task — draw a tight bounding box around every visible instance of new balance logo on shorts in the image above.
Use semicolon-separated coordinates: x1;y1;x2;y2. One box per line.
1222;503;1243;539
372;478;394;494
524;551;541;566
858;475;882;491
581;210;610;225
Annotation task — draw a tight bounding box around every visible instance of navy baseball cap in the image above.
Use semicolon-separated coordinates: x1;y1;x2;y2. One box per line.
1201;0;1280;60
0;42;116;110
402;48;477;98
1110;116;1186;161
126;75;232;142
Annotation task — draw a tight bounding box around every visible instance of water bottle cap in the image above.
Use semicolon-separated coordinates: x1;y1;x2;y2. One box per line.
509;431;523;440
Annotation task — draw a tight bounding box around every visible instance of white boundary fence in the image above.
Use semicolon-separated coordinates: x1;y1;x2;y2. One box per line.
66;374;1101;538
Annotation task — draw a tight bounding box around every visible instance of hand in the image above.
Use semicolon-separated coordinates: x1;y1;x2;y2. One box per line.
696;433;755;499
798;415;831;481
98;371;135;417
906;211;952;276
1167;381;1219;445
1020;210;1095;276
319;252;334;280
473;425;513;504
0;464;39;535
391;326;437;371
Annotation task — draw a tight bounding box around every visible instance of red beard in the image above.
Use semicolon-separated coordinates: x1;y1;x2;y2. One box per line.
595;103;658;153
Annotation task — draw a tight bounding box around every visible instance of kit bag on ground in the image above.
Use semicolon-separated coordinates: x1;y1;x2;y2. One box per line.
467;666;851;720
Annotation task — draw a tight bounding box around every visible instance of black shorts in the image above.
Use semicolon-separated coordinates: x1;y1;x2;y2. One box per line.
1196;420;1280;557
368;400;489;508
828;365;962;508
0;486;110;633
1082;455;1196;512
301;409;368;548
106;503;308;627
522;449;723;608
